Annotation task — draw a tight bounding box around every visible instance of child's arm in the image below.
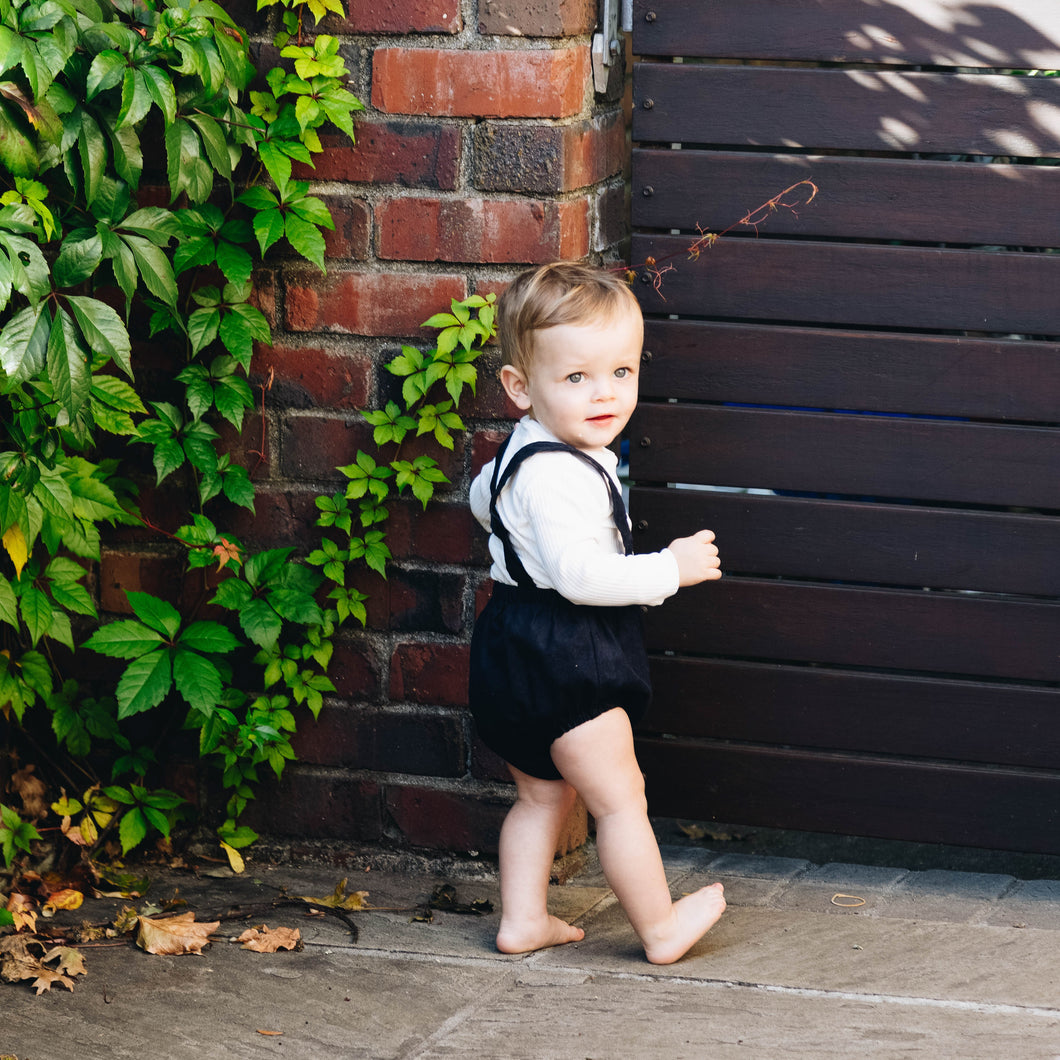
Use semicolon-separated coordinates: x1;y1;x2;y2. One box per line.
469;459;494;532
512;455;687;606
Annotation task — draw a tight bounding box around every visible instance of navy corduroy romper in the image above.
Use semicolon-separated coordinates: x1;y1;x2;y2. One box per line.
468;435;652;780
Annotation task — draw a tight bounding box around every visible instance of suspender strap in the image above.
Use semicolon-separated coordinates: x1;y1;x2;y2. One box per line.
488;434;633;589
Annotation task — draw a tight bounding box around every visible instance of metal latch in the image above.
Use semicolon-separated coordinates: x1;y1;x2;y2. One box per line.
592;0;629;93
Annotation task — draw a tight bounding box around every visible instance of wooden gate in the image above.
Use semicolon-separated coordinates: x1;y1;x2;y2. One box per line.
627;0;1060;853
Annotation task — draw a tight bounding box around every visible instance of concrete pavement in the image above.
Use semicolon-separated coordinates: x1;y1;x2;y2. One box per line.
5;836;1060;1059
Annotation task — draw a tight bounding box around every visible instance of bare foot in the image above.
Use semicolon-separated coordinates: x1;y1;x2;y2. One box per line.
496;915;585;955
642;882;726;965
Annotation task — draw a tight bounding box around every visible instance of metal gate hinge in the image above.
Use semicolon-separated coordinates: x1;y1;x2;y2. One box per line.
592;0;623;93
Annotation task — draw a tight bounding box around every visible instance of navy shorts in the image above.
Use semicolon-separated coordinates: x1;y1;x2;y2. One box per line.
469;583;652;780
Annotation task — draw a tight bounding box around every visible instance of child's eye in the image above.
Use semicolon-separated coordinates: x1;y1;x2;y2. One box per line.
615;367;629;378
567;372;583;383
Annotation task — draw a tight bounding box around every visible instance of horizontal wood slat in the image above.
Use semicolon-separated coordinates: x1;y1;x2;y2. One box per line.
631;0;1060;69
632;149;1060;248
644;577;1060;681
642;657;1060;768
630;234;1060;334
638;321;1060;422
629;404;1060;508
633;65;1060;158
634;738;1060;854
629;488;1060;596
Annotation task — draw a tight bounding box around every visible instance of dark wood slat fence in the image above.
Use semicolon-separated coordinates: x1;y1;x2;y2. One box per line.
628;0;1060;852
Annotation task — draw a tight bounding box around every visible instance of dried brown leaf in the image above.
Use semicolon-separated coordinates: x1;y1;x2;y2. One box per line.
32;968;76;994
42;889;84;916
237;925;302;953
6;893;38;933
136;912;219;956
0;935;46;984
299;878;368;910
11;765;47;819
42;946;87;978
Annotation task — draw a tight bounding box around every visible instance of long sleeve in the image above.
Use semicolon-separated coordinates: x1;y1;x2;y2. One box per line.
474;418;680;607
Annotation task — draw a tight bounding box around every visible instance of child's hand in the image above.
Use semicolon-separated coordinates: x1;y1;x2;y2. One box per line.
668;530;722;586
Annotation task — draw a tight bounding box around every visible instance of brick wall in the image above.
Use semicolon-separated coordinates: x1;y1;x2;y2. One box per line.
99;1;629;859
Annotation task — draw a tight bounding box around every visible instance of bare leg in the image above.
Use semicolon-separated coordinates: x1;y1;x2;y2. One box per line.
551;708;725;965
495;764;586;954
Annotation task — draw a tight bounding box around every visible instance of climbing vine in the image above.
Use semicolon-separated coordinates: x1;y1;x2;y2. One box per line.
0;0;494;884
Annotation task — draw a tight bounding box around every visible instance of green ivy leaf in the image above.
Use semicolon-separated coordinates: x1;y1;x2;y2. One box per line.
84;619;165;660
178;620;240;655
239;597;283;650
118;807;148;854
47;307;91;419
66;295;133;378
127;591;181;639
172;648;223;714
115;649;172;718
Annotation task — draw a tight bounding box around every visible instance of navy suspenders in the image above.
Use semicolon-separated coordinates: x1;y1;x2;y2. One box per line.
487;434;633;590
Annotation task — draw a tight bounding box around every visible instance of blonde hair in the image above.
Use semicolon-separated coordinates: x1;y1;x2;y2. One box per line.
498;262;641;375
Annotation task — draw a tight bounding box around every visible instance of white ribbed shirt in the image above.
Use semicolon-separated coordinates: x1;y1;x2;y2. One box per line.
470;417;680;607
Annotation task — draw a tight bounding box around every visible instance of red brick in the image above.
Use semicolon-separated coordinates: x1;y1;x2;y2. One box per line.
332;0;461;33
213;487;301;549
594;180;629;253
284;270;467;337
316;195;370;261
384;785;509;853
377;196;590;264
478;0;594;36
293;705;466;776
473;111;626;193
249;268;277;329
390;642;470;707
296;125;460;190
255;344;372;410
471;427;509;475
98;552;186;614
386;500;476;564
247;773;384;842
328;634;385;700
375;569;466;634
469;733;510;782
372;47;589;119
279;413;373;481
473;577;493;619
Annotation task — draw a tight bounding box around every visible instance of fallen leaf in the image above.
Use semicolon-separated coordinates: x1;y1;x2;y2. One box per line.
237;925;302;953
677;822;753;842
60;816;88;846
112;906;139;935
11;765;47;819
220;840;245;874
299;878;368;911
0;936;46;984
427;883;493;916
6;893;38;933
95;865;149;898
257;1030;283;1037
136;912;219;956
32;968;76;994
43;947;87;978
42;889;84;916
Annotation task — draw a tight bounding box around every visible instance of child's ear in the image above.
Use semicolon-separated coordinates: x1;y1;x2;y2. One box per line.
499;364;533;410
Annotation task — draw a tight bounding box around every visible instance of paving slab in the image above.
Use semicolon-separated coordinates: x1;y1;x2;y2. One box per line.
537;904;1060;1010
5;846;1060;1060
412;967;1060;1060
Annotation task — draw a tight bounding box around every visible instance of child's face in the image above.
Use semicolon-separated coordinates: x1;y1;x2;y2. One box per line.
500;303;643;451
